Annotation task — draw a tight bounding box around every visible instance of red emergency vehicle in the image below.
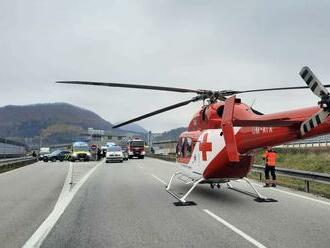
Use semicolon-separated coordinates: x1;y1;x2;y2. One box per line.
127;138;145;159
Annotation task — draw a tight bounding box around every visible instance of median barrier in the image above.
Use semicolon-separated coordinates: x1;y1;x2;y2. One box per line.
0;157;38;174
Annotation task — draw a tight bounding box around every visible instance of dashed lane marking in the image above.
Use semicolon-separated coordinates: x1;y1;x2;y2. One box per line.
204;209;268;248
150;174;167;185
23;161;104;248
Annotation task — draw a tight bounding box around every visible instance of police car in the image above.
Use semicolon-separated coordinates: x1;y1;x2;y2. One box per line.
43;150;71;162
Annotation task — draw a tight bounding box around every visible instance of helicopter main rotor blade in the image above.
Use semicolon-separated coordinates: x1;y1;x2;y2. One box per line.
56;80;330;98
220;85;330;96
112;97;201;128
56;81;203;94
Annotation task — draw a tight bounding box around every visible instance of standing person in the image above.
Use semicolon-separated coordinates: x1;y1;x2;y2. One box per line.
263;147;277;187
97;148;102;161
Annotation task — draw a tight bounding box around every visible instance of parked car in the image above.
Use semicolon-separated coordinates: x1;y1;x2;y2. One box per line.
106;146;123;163
43;150;71;162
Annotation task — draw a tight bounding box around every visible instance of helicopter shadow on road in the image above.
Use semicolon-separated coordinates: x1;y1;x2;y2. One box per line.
171;182;250;206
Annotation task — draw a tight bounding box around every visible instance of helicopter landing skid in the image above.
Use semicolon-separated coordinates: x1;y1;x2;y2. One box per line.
166;172;204;206
227;177;277;203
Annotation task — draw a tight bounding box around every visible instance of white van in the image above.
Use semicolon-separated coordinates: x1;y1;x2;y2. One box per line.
38;147;50;160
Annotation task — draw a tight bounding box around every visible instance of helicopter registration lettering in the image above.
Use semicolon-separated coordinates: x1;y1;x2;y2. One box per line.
252;127;273;135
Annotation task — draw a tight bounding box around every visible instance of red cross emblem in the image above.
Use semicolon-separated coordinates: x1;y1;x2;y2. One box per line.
199;133;212;161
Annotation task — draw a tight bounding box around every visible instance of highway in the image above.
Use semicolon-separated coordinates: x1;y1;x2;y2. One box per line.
0;158;330;248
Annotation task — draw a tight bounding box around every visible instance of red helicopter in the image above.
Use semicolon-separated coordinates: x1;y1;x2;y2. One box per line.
57;66;330;205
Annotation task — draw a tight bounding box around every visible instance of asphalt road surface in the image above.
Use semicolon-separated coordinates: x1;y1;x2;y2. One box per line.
1;158;330;248
0;161;68;248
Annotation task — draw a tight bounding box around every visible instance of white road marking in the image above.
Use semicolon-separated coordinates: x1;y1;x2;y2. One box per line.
23;161;104;248
151;174;167;185
235;179;330;206
243;180;330;207
203;209;267;248
269;186;330;206
137;165;144;169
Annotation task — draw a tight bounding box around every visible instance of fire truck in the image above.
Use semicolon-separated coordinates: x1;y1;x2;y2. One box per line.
127;138;145;159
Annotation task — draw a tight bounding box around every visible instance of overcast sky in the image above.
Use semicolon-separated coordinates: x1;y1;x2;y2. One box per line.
1;0;330;132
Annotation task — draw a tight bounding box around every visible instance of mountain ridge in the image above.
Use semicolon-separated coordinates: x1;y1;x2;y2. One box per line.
0;103;147;144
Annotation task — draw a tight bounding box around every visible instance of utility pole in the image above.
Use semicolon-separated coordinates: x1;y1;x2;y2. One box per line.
148;131;153;153
39;135;43;149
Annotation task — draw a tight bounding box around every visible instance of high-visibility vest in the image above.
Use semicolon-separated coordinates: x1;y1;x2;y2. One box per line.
263;151;277;166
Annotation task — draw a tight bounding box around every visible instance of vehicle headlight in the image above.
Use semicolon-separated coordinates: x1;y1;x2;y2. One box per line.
86;152;91;157
72;153;78;158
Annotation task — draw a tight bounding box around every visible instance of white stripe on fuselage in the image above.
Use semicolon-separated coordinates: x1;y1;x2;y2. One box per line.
179;128;241;176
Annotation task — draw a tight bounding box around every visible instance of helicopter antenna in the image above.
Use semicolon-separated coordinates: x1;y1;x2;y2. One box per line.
250;98;256;108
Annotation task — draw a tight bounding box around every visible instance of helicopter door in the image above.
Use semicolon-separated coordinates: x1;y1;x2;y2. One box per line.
190;140;200;171
192;129;226;175
176;137;195;166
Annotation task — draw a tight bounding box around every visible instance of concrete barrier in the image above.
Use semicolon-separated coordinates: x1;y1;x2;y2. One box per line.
0;157;38;174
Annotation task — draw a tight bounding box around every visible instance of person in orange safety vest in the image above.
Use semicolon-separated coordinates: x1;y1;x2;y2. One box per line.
262;147;277;187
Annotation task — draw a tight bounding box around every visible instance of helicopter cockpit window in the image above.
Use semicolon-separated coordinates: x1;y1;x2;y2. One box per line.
251;107;264;115
182;138;189;157
177;137;194;158
217;105;224;117
176;139;182;156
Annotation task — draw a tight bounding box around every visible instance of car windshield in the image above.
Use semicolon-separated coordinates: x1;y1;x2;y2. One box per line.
50;150;61;155
107;146;122;152
130;141;144;147
73;146;89;151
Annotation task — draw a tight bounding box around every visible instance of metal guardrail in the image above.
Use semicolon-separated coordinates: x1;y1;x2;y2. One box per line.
278;141;330;148
252;165;330;193
147;153;176;161
0;157;31;164
152;139;330;151
147;154;330;193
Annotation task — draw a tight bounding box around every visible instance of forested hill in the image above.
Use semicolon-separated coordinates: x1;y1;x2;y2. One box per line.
0;103;113;138
153;127;187;142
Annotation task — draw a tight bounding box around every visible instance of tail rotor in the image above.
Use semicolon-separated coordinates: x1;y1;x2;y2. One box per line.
299;66;330;135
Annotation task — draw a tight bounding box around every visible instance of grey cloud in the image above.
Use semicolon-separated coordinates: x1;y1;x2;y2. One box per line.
1;0;330;132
